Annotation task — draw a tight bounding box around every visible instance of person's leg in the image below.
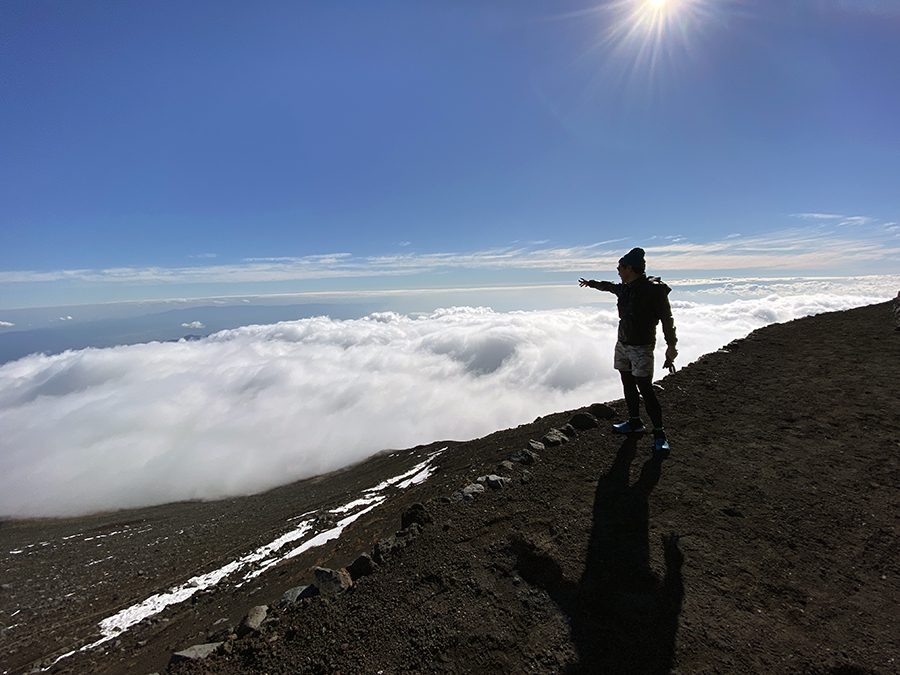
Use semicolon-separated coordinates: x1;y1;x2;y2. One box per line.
636;375;670;453
635;376;663;433
628;344;669;452
614;341;645;433
620;370;642;420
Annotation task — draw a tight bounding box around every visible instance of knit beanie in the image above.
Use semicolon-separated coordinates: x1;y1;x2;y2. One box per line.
619;247;646;272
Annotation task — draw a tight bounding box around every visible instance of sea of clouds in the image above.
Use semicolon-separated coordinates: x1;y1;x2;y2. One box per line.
0;293;887;518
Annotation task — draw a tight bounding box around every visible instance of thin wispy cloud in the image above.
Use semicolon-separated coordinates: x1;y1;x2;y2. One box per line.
790;213;876;227
791;213;845;220
0;220;896;291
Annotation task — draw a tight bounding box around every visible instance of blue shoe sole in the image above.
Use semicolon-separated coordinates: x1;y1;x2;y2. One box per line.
613;422;645;434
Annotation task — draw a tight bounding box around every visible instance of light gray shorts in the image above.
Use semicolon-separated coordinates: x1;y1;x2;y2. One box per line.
614;341;655;378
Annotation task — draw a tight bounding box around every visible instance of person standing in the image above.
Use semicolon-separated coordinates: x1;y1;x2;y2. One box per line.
579;247;678;453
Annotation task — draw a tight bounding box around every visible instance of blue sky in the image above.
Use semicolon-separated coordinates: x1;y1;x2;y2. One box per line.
1;0;898;311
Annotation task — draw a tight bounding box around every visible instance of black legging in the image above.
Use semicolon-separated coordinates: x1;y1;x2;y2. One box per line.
620;370;663;430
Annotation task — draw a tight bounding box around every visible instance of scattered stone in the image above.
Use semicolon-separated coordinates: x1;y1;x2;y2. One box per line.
401;503;431;529
236;605;267;637
485;474;511;489
315;513;336;528
373;535;397;564
497;460;515;472
169;642;223;665
541;429;569;446
568;412;600;430
510;449;538;465
315;567;353;596
395;522;422;548
452;483;486;502
521;470;533;483
562;423;576;436
588;403;616;419
527;440;545;452
347;553;378;580
278;585;318;608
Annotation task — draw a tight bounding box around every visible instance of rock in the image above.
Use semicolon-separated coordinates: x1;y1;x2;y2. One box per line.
541;429;569;446
169;642;223;665
315;567;353;596
589;403;616;419
521;470;533;483
497;460;515;472
278;585;317;608
401;503;431;529
373;535;397;564
347;553;378;580
315;513;336;528
236;605;268;637
373;524;423;564
562;423;576;436
452;483;486;501
395;522;422;548
527;440;545;452
510;448;538;465
568;412;599;430
486;474;511;489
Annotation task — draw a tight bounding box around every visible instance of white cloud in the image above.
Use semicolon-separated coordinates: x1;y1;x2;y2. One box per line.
181;321;206;329
0;321;13;327
0;293;887;518
791;212;844;220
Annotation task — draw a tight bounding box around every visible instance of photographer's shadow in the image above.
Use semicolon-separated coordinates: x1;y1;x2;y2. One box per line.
515;436;684;674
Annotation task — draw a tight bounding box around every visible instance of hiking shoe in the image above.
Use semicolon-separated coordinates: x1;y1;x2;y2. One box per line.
654;437;670;454
613;420;645;434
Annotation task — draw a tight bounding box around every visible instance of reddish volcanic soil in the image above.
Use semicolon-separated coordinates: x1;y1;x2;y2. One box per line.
2;300;899;675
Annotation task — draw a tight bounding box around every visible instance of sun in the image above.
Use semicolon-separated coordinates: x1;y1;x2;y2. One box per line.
594;0;714;74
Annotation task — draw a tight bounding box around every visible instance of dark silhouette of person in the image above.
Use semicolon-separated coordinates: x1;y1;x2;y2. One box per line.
579;247;678;453
514;437;684;674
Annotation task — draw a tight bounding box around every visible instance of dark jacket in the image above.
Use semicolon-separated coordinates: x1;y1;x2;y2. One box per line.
597;275;677;347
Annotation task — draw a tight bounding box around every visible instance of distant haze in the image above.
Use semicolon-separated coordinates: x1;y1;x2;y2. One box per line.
0;302;378;366
0;293;886;518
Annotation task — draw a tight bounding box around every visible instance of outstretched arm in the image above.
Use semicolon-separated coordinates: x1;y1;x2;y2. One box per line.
578;278;618;293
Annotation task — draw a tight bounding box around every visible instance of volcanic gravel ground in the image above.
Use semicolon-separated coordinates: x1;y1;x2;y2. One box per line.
2;300;899;674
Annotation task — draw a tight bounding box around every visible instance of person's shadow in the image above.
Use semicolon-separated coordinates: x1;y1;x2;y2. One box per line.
514;437;684;674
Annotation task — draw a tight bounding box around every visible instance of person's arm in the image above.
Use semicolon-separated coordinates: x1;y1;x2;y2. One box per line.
658;290;678;367
578;278;619;293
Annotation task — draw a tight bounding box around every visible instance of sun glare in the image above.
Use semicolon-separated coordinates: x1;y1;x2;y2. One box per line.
593;0;717;84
